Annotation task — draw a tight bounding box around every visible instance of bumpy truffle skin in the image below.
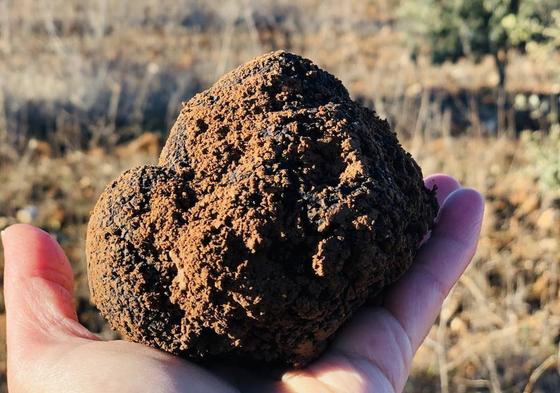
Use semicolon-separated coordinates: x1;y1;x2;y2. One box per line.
87;51;439;367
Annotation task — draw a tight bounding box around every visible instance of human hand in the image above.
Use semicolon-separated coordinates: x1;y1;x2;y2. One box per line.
2;174;483;393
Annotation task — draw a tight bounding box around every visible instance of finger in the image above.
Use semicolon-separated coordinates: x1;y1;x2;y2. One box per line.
383;188;484;352
2;224;97;349
424;173;461;206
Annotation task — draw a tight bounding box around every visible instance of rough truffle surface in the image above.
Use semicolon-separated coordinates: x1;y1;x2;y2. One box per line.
87;51;439;366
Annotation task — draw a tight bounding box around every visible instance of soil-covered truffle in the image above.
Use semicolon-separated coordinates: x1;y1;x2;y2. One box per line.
87;50;439;367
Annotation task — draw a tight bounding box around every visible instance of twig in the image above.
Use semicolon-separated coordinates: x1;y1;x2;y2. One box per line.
437;303;450;393
522;354;558;393
215;1;238;79
485;354;503;393
242;0;262;55
0;0;11;54
0;83;7;145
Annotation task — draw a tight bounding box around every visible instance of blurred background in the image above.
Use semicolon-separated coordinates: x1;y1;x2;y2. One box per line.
0;0;559;391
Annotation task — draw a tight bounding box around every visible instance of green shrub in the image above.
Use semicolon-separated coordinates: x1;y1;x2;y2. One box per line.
398;0;560;87
521;125;560;195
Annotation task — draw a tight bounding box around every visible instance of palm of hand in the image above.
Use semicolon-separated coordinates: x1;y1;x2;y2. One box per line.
2;175;483;393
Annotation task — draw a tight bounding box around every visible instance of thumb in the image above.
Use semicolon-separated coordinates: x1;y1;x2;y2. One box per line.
2;224;97;353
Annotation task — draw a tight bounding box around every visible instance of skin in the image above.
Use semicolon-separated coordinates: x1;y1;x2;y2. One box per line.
2;174;484;393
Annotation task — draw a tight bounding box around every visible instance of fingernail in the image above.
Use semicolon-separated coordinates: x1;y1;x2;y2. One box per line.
0;226;14;246
1;230;8;251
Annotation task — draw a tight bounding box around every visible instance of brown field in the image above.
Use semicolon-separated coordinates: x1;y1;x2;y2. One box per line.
0;1;559;392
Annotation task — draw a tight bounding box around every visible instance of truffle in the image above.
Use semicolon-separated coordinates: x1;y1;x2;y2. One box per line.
86;51;438;367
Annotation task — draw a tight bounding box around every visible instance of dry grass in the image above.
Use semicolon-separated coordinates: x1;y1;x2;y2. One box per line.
406;134;560;393
0;1;559;392
1;0;559;152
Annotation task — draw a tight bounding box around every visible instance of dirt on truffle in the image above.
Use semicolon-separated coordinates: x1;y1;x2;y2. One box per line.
87;50;438;367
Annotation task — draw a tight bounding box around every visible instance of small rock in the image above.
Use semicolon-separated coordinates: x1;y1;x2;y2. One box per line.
16;206;39;224
536;208;559;233
516;193;539;216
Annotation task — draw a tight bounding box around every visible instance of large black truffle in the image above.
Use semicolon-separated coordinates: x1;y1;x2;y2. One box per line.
86;50;438;367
